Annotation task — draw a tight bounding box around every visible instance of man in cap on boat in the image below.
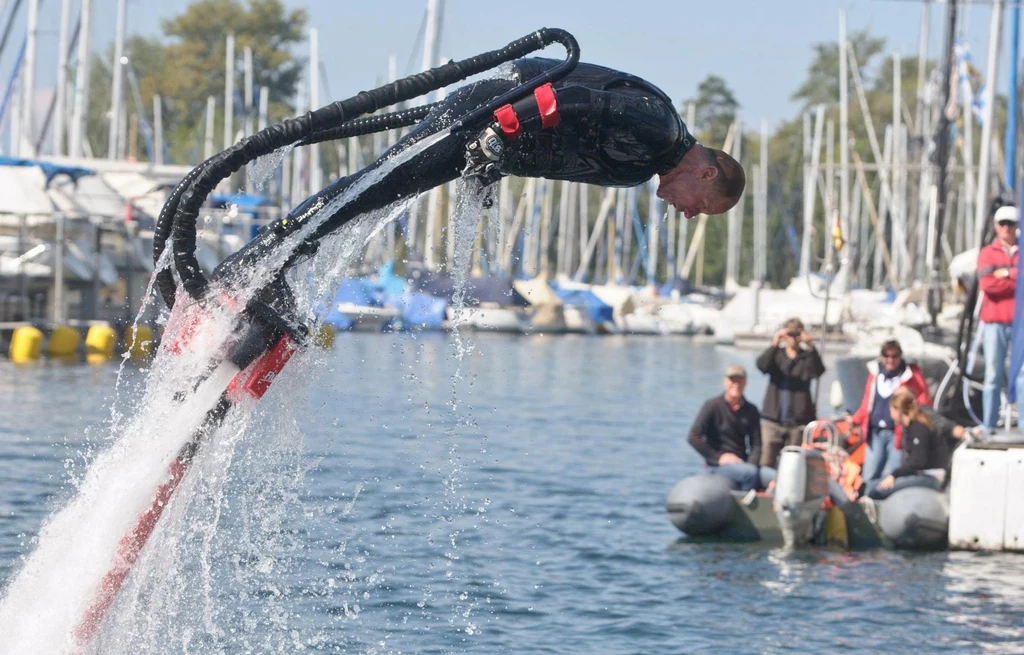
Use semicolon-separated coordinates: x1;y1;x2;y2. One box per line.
219;57;745;275
687;365;774;492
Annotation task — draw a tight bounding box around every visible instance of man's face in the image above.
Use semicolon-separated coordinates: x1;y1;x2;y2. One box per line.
656;150;734;219
996;218;1019;244
656;173;731;219
723;375;746;401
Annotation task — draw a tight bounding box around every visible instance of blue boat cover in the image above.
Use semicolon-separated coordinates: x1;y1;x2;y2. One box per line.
378;260;407;295
408;266;529;307
322;306;355;331
0;156;93;186
333;278;385;307
209;193;271;210
385;292;447;330
551;287;614;325
321;278;385;330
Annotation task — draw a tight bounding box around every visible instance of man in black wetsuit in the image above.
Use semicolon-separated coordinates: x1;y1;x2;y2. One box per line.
217;58;744;275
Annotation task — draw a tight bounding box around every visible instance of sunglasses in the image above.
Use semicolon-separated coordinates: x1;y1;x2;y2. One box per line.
726;375;746;383
998;220;1018;227
881;353;901;359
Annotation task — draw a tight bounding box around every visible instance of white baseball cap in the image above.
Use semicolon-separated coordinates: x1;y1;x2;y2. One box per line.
994;205;1019;224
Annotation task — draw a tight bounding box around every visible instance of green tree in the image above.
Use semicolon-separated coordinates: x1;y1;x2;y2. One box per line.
85;0;307;164
792;30;886;108
686;74;739;149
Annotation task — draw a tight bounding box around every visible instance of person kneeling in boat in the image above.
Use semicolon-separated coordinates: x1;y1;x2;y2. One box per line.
687;365;775;492
866;391;949;500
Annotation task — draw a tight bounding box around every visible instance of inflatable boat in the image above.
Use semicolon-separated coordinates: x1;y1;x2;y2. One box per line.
666;421;950;550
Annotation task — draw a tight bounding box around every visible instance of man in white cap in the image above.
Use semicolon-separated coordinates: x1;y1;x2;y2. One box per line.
977;203;1024;429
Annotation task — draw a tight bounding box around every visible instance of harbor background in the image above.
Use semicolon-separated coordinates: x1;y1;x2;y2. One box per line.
2;0;1023;651
2;333;1022;653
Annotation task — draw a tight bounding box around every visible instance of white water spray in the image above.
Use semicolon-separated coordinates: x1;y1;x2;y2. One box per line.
0;130;456;653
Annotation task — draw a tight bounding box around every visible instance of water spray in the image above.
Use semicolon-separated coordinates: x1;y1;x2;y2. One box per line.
74;27;580;648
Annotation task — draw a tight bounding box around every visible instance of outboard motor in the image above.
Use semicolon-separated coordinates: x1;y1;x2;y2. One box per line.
666;474;735;536
774;446;830;547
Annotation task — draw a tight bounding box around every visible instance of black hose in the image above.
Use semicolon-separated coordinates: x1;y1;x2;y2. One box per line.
153;105;437;309
298;103;438;145
153;163;206;308
166;27;579;303
955;276;981;382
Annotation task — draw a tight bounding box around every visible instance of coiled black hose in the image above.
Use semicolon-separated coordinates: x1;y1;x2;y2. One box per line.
153;163;205;308
163;27;579;305
152;104;441;308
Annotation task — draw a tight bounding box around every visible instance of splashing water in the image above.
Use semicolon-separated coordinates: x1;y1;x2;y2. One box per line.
0;129;460;654
425;178;495;638
248;145;296;192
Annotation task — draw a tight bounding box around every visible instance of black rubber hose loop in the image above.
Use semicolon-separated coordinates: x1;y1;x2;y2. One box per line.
165;27;579;303
298;104;437;145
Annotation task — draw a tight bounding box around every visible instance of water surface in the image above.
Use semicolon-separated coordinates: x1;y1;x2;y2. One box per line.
1;334;1019;654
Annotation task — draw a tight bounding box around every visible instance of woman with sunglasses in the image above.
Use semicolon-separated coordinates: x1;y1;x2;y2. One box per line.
976;204;1024;429
850;340;932;492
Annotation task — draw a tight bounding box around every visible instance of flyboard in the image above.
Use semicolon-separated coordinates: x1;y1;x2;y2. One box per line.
0;27;580;652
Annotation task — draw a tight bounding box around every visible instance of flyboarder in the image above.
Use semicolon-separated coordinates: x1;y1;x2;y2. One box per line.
73;28;745;646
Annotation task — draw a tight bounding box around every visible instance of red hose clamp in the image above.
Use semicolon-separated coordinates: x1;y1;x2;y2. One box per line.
534;83;559;129
494;104;521;138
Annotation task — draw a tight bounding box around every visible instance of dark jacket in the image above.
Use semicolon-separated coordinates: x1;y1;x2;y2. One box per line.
919;405;961;462
892;419;949;478
756;345;825;425
687;395;762;466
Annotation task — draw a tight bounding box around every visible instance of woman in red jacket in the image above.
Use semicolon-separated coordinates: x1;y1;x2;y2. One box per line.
850;340;932;491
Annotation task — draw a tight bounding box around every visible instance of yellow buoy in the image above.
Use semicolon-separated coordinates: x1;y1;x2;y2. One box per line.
85;324;117;362
315;325;336;349
46;325;80;357
125;325;155;362
9;326;43;363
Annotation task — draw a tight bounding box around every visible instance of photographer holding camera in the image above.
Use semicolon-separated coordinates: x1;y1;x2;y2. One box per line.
755;317;826;468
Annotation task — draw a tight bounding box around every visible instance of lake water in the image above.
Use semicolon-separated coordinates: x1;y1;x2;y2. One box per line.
1;333;1022;654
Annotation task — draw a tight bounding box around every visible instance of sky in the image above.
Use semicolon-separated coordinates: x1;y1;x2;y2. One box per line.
7;0;1023;130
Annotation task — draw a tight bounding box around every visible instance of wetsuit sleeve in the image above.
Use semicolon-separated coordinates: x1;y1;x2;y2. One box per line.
891;421;936;477
687;400;720;465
